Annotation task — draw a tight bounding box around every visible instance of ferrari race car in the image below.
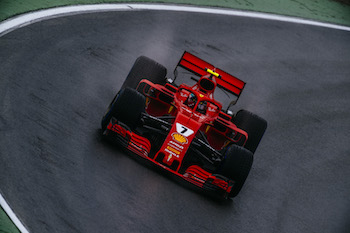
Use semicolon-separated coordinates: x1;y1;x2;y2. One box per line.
101;51;267;198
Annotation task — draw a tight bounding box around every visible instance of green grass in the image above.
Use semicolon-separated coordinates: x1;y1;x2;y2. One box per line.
0;206;20;233
0;0;350;25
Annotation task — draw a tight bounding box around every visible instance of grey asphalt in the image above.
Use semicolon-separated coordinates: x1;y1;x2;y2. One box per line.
0;10;350;233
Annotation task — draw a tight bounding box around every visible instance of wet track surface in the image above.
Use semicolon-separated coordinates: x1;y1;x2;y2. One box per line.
1;10;350;233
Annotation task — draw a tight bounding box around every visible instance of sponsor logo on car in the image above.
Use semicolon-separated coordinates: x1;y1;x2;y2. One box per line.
208;106;216;112
171;123;194;144
172;133;187;144
166;146;180;155
168;140;184;149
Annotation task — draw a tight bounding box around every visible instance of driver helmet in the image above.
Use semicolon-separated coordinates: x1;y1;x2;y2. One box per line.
197;101;207;114
187;93;197;108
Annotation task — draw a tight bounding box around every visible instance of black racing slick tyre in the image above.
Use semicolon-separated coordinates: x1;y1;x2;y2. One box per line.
233;110;267;154
217;145;253;198
101;87;146;130
121;56;167;90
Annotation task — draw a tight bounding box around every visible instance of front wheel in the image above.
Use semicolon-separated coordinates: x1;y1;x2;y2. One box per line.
216;145;253;198
101;87;146;130
121;56;167;90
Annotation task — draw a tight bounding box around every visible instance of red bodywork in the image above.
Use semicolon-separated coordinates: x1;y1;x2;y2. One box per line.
178;51;245;97
105;52;248;198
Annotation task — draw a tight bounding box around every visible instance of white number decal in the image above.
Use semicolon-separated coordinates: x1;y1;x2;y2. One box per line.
176;123;194;137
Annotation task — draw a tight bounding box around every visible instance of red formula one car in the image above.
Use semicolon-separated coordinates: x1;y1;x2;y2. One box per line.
101;52;267;198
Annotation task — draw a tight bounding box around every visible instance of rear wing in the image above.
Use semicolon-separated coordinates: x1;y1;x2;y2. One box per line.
176;51;246;98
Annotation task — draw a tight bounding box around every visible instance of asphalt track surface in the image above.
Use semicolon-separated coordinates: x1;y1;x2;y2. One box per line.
0;10;350;233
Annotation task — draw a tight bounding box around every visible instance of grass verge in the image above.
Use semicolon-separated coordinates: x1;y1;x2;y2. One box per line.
0;0;349;25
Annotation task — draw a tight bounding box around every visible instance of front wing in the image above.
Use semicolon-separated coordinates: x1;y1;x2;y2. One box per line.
103;119;234;198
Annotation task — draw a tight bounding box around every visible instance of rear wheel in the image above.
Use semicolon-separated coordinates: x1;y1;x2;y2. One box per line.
233;110;267;154
121;56;167;89
216;145;253;198
101;87;146;130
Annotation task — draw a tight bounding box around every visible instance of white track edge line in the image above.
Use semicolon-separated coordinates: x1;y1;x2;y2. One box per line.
0;193;29;233
0;3;350;36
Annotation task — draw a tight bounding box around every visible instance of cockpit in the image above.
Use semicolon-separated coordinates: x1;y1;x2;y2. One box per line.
177;87;220;118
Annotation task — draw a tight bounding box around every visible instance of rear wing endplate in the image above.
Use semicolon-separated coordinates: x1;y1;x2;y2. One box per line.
176;51;246;98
